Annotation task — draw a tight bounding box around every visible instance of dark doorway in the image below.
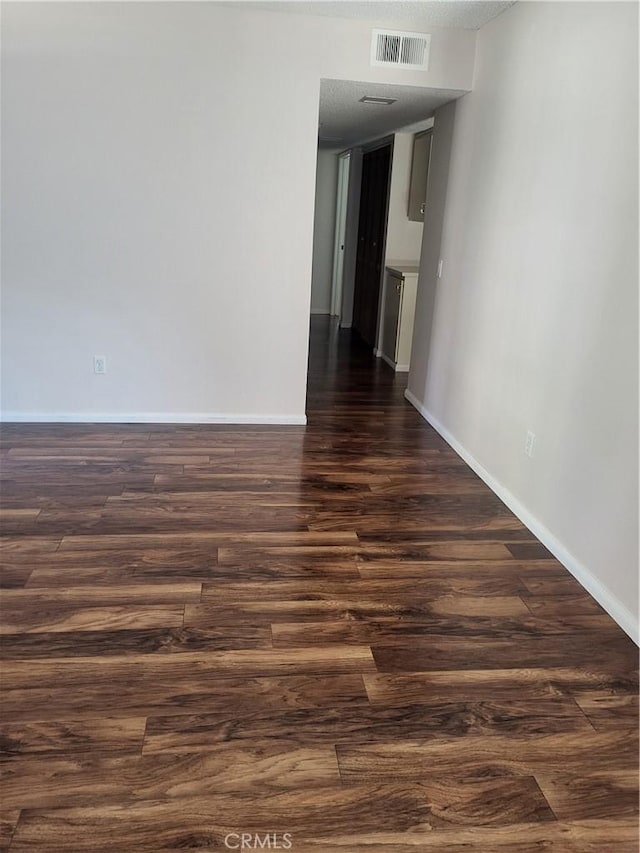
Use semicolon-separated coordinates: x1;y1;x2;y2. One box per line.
352;143;392;348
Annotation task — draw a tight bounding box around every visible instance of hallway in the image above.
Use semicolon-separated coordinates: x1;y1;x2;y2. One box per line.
1;316;637;850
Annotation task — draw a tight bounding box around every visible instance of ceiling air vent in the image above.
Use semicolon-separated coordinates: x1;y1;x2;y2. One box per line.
371;29;431;71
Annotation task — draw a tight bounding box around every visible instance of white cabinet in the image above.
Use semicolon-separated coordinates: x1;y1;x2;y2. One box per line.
382;269;403;364
380;263;419;372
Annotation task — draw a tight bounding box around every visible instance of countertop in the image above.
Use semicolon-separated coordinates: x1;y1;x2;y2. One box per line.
385;261;420;275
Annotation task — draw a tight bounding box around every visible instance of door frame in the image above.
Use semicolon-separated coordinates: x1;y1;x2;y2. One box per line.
330;152;351;320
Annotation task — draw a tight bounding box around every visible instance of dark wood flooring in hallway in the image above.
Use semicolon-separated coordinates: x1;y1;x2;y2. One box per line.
1;316;638;851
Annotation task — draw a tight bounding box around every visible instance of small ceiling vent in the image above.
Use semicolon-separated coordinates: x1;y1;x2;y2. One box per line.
371;29;431;71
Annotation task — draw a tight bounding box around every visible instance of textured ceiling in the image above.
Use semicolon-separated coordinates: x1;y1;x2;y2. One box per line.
319;79;465;148
234;1;516;31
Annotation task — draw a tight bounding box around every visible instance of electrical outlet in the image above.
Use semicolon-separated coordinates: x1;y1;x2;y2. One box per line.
94;356;107;375
524;430;536;458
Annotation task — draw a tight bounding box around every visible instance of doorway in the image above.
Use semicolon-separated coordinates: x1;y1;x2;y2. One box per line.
352;143;392;348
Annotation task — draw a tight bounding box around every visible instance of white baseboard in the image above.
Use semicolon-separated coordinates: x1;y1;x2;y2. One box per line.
1;412;307;425
310;309;330;315
404;388;639;645
378;352;409;373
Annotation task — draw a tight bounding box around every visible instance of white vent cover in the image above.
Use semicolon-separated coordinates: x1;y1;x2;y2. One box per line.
371;29;431;71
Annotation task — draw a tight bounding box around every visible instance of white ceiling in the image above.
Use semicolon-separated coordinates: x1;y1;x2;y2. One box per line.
319;79;465;148
234;1;516;31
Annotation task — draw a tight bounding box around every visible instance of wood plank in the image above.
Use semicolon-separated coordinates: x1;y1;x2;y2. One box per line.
335;730;639;779
356;526;537;542
0;674;369;722
573;691;639;730
311;512;522;534
3;546;220;570
0;567;33;589
0;745;341;810
271;614;616;647
31;507;313;536
0;510;40;522
368;474;487;495
200;577;530;602
218;819;640;852
58;531;359;550
0;717;146;759
535;771;639;821
187;600;399;625
0;647;376;689
356;559;566;579
0;624;272;659
354;542;514;561
188;561;361;582
363;668;639;705
0;583;202;605
372;632;636;672
142;699;592;755
153;471;393;489
262;837;639;853
0;537;60;553
26;561;360;586
189;594;535;624
520;576;588;595
8;781;555;851
0;811;20;853
217;544;361;567
108;484;382;504
507;543;556;560
523;595;605;616
0;604;185;634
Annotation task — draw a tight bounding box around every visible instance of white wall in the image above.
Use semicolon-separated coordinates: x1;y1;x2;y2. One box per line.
384;132;426;264
1;3;475;422
310;149;338;314
408;102;457;383
408;2;639;640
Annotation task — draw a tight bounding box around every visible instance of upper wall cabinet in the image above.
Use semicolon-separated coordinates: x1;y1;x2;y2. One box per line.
407;130;433;222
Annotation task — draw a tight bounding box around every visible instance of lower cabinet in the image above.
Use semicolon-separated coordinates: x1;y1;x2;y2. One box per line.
380;265;419;372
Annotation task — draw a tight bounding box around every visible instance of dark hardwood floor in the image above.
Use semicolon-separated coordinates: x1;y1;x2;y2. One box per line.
1;316;637;851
